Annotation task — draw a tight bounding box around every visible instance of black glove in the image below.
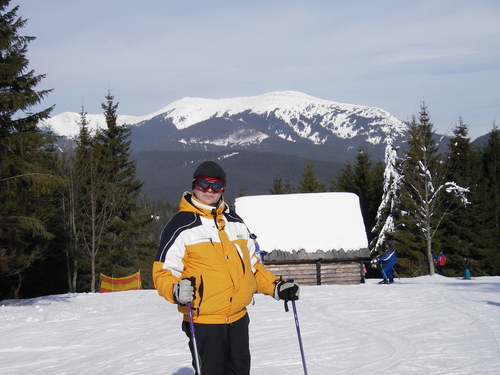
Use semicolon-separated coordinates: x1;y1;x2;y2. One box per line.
274;279;300;301
173;277;196;305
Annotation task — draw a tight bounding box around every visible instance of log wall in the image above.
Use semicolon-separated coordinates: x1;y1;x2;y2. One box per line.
264;260;365;285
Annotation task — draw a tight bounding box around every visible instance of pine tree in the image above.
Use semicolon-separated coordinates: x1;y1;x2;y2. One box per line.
270;173;295;194
396;103;469;275
133;196;177;288
332;146;384;243
0;2;62;298
330;161;356;192
475;123;500;275
298;162;325;193
440;118;481;270
93;91;145;287
371;128;402;251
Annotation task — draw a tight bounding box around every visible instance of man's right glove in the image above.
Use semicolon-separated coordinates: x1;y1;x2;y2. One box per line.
274;279;300;301
173;277;196;305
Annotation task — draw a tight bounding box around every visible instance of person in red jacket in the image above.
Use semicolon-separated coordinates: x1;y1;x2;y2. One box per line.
152;160;300;375
436;251;447;276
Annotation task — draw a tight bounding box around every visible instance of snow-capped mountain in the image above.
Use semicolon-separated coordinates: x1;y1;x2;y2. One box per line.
40;91;412;202
40;91;407;154
141;91;406;142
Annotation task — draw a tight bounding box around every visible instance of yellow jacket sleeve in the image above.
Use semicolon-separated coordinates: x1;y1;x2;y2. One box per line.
152;261;179;304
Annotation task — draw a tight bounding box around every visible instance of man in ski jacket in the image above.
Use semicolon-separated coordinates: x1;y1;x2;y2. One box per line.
378;240;397;284
436;251;447;276
153;160;300;375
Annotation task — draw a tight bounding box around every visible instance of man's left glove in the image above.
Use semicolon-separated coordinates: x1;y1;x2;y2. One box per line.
274;279;300;301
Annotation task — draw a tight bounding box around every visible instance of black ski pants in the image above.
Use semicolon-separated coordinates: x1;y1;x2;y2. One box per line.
182;313;251;375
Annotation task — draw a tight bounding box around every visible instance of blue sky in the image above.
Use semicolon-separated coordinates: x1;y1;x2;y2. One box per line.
18;0;500;139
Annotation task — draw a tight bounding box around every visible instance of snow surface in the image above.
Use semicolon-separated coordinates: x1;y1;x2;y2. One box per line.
235;192;368;252
1;276;499;374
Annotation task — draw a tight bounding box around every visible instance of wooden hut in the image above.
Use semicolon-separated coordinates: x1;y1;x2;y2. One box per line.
234;192;370;285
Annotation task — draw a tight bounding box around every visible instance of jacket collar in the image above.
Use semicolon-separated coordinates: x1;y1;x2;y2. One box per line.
179;191;227;218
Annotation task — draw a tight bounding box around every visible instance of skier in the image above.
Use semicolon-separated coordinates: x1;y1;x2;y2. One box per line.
152;160;300;375
378;240;397;284
463;257;472;279
436;251;447;276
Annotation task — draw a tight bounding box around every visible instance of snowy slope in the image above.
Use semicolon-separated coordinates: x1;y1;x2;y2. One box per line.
1;276;499;374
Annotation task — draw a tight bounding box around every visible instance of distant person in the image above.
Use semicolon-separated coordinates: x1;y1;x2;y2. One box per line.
463;257;472;279
250;233;267;264
378;240;397;284
436;251;447;276
152;160;300;375
361;264;368;283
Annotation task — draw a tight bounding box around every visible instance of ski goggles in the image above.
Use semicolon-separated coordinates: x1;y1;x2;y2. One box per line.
194;176;226;193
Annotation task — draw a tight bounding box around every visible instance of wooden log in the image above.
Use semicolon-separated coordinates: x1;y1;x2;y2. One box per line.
263;260;365;285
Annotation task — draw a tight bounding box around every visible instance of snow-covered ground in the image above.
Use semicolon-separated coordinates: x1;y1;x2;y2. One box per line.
1;276;499;375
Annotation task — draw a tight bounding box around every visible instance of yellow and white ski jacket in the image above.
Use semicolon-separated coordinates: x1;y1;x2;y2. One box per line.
152;192;279;324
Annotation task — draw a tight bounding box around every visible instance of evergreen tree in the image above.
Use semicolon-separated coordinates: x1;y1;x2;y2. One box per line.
91;91;145;289
0;2;62;298
270;173;295;194
332;146;384;243
133;196;177;288
440;118;481;271
298;162;325;193
395;104;469;275
371;128;402;251
330;160;356;192
475;123;500;275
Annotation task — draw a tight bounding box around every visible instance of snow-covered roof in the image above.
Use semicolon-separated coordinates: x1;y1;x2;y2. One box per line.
235;192;368;254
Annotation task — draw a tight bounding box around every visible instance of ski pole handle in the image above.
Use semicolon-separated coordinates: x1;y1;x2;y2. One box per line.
187;302;202;375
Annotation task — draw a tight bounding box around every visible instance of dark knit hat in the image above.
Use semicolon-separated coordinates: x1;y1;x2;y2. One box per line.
193;161;226;180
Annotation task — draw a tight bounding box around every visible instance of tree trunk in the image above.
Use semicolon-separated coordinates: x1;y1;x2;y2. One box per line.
427;236;435;276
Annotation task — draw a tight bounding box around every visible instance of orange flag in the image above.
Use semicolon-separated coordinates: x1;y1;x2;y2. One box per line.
99;271;142;293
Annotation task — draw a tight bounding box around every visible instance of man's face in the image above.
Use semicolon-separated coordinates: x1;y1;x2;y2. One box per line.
193;187;222;206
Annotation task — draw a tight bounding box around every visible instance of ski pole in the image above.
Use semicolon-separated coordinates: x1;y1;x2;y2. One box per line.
381;265;387;280
292;300;308;375
187;302;202;375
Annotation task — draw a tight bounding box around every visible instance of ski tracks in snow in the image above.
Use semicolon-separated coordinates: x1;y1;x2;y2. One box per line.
301;278;500;375
2;277;500;374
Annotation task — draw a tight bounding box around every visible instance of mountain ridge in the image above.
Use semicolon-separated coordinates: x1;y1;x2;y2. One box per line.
40;91;408;147
38;91;453;203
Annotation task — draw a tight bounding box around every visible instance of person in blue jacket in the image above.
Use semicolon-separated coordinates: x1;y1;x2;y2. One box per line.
378;240;397;284
463;257;472;279
250;233;267;264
